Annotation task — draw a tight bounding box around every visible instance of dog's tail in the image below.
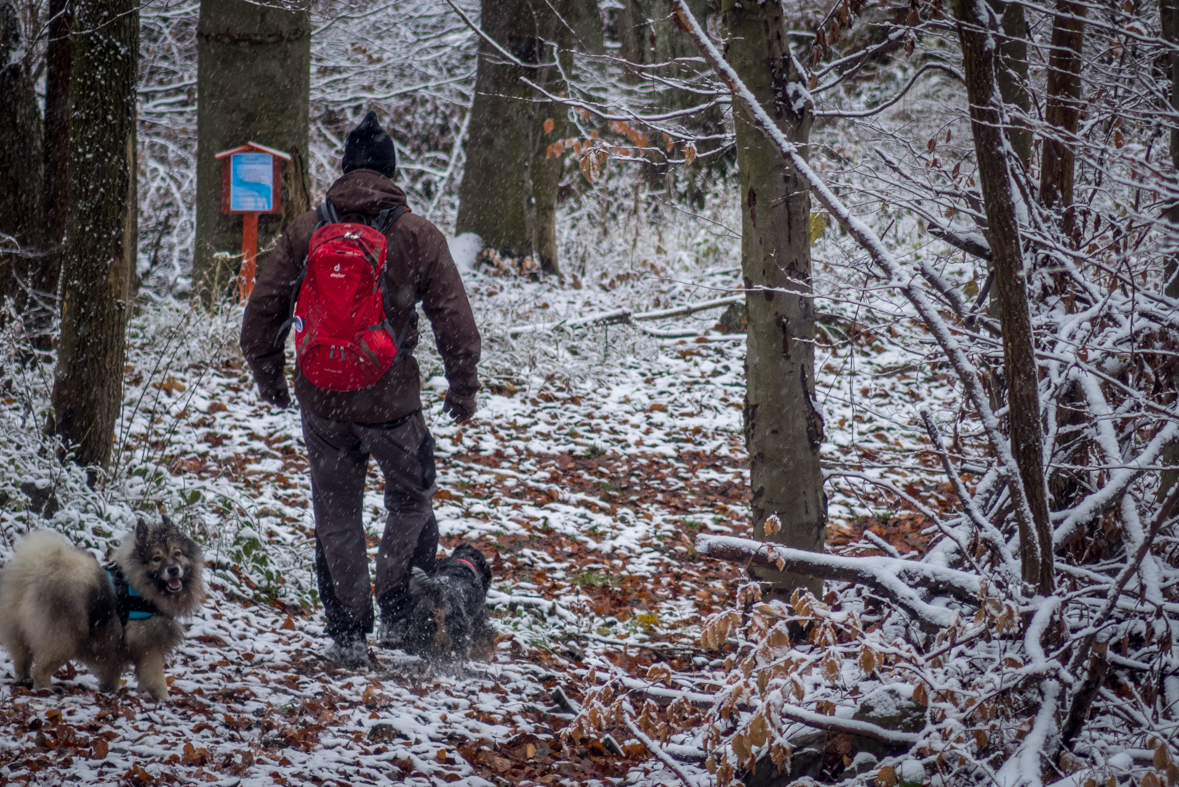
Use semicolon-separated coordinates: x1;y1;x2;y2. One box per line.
409;566;431;595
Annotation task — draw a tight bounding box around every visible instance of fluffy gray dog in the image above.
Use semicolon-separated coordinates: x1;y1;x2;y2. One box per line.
0;516;204;701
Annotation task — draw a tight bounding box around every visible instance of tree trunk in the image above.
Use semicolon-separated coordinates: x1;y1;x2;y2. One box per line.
723;0;825;597
987;0;1031;170
1170;0;1179;186
0;4;46;316
618;0;652;71
41;0;73;321
50;0;138;470
955;0;1054;593
1159;0;1179;500
1039;0;1086;238
532;81;565;276
456;0;543;259
193;0;311;306
530;0;599;276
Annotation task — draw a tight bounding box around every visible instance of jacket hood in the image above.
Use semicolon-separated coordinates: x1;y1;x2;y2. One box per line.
325;169;408;216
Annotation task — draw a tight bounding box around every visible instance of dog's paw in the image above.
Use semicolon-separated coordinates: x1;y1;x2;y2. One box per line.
140;684;169;702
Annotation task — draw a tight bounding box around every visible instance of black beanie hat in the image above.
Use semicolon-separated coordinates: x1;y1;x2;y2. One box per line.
342;111;397;179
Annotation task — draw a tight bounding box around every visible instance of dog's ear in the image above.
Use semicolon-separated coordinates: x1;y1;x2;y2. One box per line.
135;517;150;545
161;513;174;530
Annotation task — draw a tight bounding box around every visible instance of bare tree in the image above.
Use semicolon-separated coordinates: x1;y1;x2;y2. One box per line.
0;2;46;318
953;0;1053;592
456;0;544;260
192;0;311;305
50;0;138;469
41;0;71;312
457;0;599;273
722;0;826;596
1039;0;1087;237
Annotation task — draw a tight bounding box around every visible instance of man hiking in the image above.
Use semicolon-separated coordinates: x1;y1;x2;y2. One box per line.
241;111;481;668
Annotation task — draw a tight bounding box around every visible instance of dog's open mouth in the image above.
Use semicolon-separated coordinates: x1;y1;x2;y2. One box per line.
166;578;183;592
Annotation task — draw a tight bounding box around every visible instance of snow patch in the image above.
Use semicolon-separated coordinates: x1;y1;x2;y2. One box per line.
449;232;483;272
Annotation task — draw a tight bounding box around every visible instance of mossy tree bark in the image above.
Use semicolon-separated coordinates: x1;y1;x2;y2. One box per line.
723;0;826;596
193;0;310;306
955;0;1054;592
0;3;46;317
50;0;138;470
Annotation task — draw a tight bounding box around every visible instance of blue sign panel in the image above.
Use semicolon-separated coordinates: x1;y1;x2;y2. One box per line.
230;153;274;212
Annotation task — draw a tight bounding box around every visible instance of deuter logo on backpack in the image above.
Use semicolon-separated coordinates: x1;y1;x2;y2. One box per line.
288;201;409;391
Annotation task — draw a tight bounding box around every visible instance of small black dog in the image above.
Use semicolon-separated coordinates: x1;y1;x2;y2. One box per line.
402;544;494;665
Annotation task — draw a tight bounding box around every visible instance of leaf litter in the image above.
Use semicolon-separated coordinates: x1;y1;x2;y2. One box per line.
0;249;957;786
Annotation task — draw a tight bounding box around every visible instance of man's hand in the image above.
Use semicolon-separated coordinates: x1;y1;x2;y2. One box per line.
259;384;292;409
442;391;476;424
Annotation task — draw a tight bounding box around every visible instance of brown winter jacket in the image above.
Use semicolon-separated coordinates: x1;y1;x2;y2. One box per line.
240;169;480;423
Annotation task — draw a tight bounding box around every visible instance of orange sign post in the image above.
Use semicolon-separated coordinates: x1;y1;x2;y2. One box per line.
215;142;290;300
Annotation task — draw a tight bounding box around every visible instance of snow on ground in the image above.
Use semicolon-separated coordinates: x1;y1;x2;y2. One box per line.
0;233;957;785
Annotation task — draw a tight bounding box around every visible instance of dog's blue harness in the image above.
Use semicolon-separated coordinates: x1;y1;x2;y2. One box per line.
104;563;160;626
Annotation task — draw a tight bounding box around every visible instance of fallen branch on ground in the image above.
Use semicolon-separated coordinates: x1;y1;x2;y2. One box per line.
695;534;980;627
508;296;743;337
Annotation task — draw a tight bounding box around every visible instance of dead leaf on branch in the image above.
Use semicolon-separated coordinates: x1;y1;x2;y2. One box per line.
579;147;608;185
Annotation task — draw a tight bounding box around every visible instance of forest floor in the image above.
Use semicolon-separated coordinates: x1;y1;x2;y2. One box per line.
0;258;950;787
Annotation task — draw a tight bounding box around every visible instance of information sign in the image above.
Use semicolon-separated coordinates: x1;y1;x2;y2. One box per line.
215;141;291;300
230;153;275;212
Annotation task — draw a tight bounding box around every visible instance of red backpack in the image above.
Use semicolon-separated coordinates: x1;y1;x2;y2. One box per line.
288;201;410;391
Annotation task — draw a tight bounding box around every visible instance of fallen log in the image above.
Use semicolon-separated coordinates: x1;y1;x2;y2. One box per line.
695;534;980;628
508;296;743;337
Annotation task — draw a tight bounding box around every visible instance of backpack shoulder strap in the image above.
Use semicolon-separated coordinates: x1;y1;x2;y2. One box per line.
276;202;337;346
371;205;410;234
317;200;340;227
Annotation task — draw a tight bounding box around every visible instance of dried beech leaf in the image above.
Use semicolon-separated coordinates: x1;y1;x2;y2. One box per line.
579;147;609;185
859;646;877;675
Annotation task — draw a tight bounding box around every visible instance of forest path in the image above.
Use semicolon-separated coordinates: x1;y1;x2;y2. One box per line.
0;316;757;786
0;268;938;786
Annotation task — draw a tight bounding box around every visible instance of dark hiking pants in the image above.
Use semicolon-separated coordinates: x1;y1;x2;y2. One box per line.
303;409;438;641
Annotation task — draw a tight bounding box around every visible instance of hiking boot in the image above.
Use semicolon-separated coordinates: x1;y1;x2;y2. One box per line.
325;636;370;669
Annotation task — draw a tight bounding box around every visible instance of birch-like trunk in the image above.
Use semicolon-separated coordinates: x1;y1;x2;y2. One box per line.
955;0;1054;592
723;0;825;596
50;0;138;470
